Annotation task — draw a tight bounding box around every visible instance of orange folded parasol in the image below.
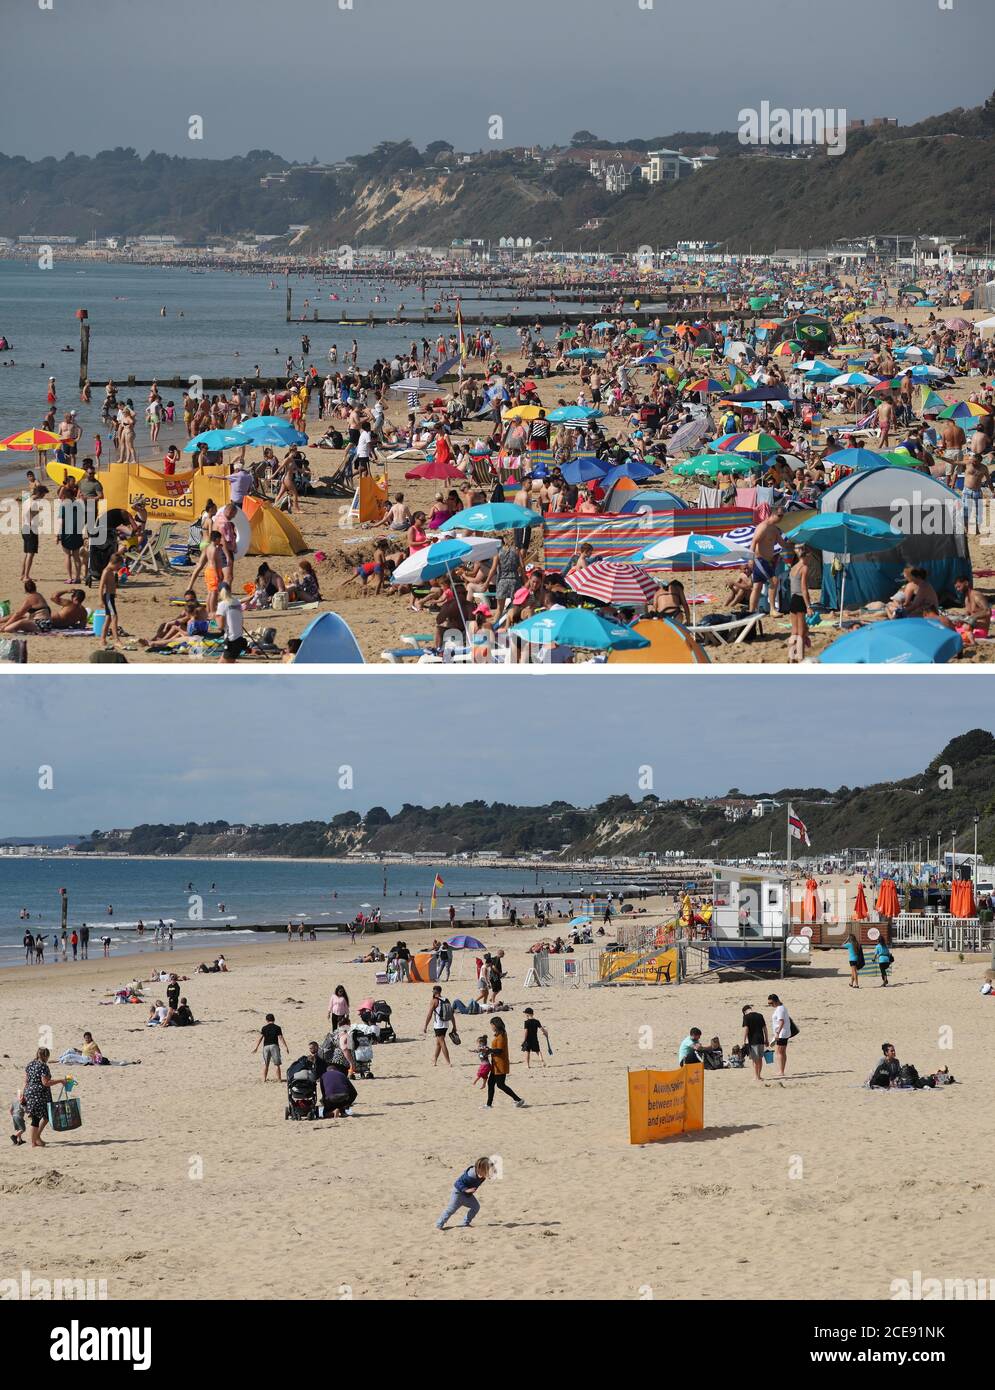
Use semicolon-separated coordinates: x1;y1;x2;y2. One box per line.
852;883;869;920
875;879;900;919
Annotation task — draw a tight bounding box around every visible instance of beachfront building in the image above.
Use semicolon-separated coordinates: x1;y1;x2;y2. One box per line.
640;149;684;184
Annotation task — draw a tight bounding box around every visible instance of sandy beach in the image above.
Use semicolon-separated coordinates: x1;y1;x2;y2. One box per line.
1;916;991;1302
4;304;995;666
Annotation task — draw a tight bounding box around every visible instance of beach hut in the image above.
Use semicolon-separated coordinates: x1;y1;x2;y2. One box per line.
815;466;970;609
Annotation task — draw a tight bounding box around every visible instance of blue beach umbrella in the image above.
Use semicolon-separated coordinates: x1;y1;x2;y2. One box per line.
508;607;650;652
183;428;246;452
437;503;542;533
235;418;308;447
785;511;899;624
597;460;658;488
561;456;609;485
546;405;603;423
565;347;606;359
819;618;962;665
447;934;486;950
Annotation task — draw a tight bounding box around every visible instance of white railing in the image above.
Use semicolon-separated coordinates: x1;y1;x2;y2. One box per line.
894;912;991;953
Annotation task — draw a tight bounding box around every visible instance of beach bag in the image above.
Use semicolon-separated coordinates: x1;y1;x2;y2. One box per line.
898;1063;921;1089
47;1088;82;1132
788;1018;800;1038
854;944;865;969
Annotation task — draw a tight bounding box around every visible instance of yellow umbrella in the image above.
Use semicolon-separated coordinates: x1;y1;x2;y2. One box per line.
842;311;860;324
502;405;541;421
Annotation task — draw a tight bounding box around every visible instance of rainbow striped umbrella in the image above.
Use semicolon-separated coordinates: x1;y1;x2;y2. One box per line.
731;432;786;456
938;401;991;421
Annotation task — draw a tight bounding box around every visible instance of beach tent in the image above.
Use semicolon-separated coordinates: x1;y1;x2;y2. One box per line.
292;612;364;664
351;475;389;526
605;616;710;664
241;496;307;556
408;952;441;983
606;488;687;514
815;466;970;609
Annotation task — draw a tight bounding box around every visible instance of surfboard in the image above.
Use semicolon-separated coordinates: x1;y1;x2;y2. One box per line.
45;460;86;486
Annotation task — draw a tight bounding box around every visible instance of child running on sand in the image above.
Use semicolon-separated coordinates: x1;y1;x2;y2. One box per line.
473;1035;491;1089
436;1157;494;1230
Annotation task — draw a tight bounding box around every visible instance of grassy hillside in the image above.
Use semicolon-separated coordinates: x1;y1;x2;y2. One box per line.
2;95;993;251
74;731;995;862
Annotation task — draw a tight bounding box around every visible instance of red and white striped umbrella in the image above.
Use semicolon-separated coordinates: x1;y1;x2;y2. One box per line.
565;560;659;605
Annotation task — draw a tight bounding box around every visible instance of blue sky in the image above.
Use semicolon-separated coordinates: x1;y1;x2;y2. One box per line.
0;674;988;836
2;0;991;160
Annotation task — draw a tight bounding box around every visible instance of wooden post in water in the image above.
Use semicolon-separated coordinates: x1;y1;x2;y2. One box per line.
285;284;292;322
77;308;90;389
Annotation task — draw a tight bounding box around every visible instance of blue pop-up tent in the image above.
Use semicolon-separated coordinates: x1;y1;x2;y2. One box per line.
816;466;970;609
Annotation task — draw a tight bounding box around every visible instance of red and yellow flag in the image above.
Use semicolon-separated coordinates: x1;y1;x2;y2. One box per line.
431;873;444;909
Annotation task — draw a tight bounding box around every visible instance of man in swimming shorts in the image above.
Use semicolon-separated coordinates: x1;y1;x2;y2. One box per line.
749;506;785;613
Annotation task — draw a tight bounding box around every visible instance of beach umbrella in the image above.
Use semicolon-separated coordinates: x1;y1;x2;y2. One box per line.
508;607;650;653
390;376;438;393
945;317;972;332
631;532;753;605
830;372;881;388
938;401;991;422
447;934;486;950
819;618;962;666
557;328;578;340
502;405;541;421
823;447;893;472
597;460;658;487
0;428;63;468
592;321;614;331
875;879;901;918
403;458;465;480
561;456;609;485
949;878;976;919
436;503;542;533
567;915;592;927
853;883;869;921
731;432;787;456
915;300;936;308
685;377;727;394
672;454;758;479
919;390;949;415
546;405;603;423
390;536;500;586
894;345;934;363
183;429;246;452
803;362;838;380
905;364;950;382
717;387;791;405
634;351;674;365
565;347;606;359
773;341;800;358
234;418;307;447
785;511;898;624
565;560;659;606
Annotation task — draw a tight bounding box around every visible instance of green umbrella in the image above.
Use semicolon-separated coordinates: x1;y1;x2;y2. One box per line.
672;454;760;478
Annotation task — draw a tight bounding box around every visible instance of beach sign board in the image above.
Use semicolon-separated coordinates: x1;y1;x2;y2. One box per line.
628;1065;704;1145
599;948;677;984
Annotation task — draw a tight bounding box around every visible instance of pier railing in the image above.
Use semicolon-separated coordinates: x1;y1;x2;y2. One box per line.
893;911;990;952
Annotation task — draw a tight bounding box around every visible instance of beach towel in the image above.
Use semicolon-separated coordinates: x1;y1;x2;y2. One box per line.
735;488;758;510
697;486;722;508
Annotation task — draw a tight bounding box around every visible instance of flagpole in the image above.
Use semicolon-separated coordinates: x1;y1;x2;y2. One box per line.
783;805;792;979
429;874;435;930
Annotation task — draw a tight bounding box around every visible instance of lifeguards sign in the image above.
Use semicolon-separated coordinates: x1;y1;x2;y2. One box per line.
628;1065;704;1145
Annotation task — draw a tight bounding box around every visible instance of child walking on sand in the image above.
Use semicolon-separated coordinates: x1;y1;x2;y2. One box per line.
473;1035;491;1089
521;1007;550;1069
436;1157;494;1230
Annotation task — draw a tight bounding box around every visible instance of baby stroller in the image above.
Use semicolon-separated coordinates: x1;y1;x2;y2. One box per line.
285;1060;318;1120
359;999;396;1043
350;1023;378;1080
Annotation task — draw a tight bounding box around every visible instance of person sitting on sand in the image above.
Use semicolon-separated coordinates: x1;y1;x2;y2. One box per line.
141;597;210;650
867;1042;902;1088
886;567;938;620
146;1001;168;1026
1;583;87;635
287;560;321;603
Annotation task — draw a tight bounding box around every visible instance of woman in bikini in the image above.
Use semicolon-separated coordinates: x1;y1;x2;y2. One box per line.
650;579;691;625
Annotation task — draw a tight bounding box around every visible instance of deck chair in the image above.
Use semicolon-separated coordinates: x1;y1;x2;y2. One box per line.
690;612;764;646
129;522;176;577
